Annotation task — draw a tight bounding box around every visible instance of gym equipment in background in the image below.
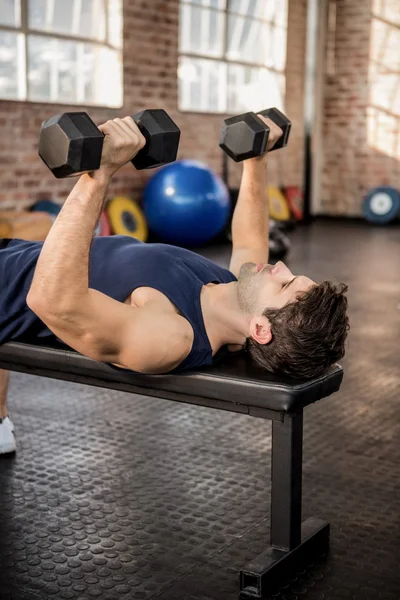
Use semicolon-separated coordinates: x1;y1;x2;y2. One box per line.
143;160;231;247
107;196;148;242
362;186;400;224
31;199;111;237
223;187;292;258
95;212;112;237
224;220;291;261
0;210;53;240
30;199;61;220
269;221;291;260
220;107;291;162
284;186;304;221
39;109;181;178
268;186;291;222
0;220;11;237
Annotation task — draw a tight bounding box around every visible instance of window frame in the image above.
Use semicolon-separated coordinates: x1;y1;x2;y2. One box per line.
0;0;123;107
178;0;287;115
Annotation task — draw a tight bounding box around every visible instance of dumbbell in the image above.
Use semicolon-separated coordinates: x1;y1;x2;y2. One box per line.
219;107;291;162
39;109;181;178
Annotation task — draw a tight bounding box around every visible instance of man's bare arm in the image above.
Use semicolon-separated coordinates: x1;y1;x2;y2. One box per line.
27;117;145;314
229;116;283;277
27;117;182;365
231;158;270;248
26;117;194;373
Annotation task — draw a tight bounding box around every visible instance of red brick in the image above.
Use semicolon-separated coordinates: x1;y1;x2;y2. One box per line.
1;0;398;215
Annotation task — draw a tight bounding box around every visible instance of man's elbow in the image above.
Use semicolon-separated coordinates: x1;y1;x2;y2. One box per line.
26;293;90;341
26;291;52;316
26;298;106;359
26;292;70;320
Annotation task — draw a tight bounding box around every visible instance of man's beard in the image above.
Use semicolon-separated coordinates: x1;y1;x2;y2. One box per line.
237;262;260;314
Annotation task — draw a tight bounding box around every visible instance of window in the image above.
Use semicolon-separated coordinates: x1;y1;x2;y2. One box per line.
0;0;123;107
178;0;288;114
368;0;400;160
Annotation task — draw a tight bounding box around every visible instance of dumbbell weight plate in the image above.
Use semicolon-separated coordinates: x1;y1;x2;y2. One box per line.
39;113;104;178
219;112;269;162
132;109;181;170
40;110;180;178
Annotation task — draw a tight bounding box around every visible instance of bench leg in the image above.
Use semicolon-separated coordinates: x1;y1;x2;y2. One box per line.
239;411;330;598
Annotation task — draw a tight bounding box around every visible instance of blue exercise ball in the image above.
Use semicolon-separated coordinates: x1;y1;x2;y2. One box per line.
143;160;231;246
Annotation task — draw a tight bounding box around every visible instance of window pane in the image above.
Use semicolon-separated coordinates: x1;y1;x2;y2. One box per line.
370;65;400;115
108;0;123;48
229;0;287;25
178;56;227;112
28;0;106;40
227;65;285;113
370;19;400;71
0;31;25;99
0;0;20;26
229;0;267;19
82;45;122;107
179;4;224;57
373;0;400;27
227;14;264;64
269;25;286;71
184;0;226;8
367;106;400;160
79;0;106;40
27;34;122;106
227;15;286;69
28;35;77;102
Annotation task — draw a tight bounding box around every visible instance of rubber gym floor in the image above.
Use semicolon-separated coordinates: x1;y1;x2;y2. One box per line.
0;220;399;600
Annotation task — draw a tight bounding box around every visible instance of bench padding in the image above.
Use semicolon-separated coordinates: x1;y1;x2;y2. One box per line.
0;341;343;415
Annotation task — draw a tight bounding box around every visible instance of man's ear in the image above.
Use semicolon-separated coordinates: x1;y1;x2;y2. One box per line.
249;316;272;345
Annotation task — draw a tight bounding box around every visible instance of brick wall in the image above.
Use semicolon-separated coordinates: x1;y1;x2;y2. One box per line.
0;0;307;211
320;0;400;215
4;0;397;217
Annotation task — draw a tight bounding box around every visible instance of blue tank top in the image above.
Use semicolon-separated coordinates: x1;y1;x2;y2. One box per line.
0;236;237;371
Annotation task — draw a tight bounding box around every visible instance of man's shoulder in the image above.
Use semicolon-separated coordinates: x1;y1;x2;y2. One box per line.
139;306;194;373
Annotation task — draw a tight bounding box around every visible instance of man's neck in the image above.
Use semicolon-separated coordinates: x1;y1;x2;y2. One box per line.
200;282;250;352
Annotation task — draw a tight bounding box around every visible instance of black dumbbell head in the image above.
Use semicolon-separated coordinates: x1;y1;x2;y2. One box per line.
259;108;291;151
39;112;104;178
132;109;180;170
219;112;269;162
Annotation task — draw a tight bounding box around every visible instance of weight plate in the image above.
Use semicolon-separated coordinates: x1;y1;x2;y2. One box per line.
268;186;291;221
107;196;148;242
284;186;304;221
95;212;112;237
363;186;400;224
0;220;11;237
30;199;61;222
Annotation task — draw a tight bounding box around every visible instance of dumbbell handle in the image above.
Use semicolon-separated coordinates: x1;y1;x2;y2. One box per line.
39;109;180;178
90;112;151;167
219;107;291;163
258;108;291;151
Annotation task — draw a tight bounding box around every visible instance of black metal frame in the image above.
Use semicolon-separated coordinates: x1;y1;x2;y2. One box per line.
239;409;330;598
0;343;337;598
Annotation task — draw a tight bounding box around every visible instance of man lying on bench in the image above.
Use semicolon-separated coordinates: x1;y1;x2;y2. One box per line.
0;114;349;455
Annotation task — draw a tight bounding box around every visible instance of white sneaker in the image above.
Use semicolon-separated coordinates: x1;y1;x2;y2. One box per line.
0;416;16;455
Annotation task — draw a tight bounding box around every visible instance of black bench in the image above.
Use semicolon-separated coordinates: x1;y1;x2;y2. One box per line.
0;341;343;598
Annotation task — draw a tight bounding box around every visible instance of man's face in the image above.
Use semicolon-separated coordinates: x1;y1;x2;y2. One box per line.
237;261;316;315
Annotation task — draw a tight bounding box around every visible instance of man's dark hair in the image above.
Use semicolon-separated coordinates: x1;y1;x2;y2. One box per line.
244;281;349;379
